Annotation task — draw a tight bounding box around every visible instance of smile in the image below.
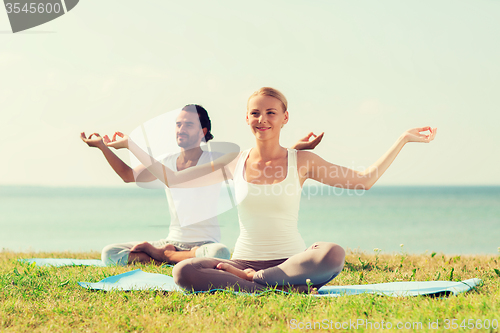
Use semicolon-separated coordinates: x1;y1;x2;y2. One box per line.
256;127;271;131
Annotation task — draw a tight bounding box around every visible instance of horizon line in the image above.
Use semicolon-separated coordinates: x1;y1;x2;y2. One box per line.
1;183;500;189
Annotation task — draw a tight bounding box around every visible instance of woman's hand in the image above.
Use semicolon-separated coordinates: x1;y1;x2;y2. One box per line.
216;262;256;281
291;132;325;150
402;127;437;143
106;131;129;149
80;132;106;149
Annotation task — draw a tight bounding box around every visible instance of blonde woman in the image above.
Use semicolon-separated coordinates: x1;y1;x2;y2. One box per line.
108;87;436;292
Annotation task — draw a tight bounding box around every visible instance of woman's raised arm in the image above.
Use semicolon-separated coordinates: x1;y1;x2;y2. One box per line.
106;131;239;188
301;127;437;190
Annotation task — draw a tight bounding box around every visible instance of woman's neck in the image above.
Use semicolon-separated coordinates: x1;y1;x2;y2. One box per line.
252;138;286;161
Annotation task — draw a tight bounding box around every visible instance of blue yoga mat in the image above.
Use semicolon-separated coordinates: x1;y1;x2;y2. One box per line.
20;258;107;267
78;269;481;297
79;269;182;292
19;258;175;268
316;279;481;297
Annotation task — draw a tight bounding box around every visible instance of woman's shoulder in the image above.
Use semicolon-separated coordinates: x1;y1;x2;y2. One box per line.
296;150;320;162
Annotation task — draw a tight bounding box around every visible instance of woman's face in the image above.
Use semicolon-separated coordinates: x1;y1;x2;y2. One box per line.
246;94;288;141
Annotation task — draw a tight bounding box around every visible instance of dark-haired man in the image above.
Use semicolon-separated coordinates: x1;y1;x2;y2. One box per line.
82;104;232;265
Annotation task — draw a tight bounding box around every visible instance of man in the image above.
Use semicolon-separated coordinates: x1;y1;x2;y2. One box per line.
82;105;232;265
81;104;323;266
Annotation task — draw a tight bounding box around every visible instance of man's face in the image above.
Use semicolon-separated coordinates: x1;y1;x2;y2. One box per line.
175;110;204;148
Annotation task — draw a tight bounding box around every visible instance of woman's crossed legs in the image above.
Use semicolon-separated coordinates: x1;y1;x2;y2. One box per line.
173;242;345;293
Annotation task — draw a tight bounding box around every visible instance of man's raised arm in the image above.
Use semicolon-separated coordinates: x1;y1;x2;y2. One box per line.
80;132;156;183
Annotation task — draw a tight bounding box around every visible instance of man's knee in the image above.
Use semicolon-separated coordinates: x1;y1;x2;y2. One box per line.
195;243;231;260
101;244;129;266
101;244;115;263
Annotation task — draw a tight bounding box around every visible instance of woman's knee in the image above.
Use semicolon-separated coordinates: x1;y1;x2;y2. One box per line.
173;258;196;287
312;242;345;269
173;257;220;288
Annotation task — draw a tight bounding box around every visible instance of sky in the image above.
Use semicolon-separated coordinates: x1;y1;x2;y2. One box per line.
1;0;499;187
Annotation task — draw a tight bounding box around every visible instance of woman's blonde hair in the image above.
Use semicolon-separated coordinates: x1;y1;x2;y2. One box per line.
247;87;288;112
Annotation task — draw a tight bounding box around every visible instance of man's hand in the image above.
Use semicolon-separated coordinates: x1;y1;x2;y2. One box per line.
291;132;324;150
80;132;106;149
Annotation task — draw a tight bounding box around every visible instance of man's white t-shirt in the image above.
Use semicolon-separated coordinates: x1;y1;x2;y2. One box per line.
162;151;225;243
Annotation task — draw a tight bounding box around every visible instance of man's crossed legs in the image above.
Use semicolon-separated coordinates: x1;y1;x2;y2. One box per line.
101;239;230;266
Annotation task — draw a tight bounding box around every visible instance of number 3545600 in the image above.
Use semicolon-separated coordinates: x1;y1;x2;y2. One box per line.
444;319;498;330
5;2;62;14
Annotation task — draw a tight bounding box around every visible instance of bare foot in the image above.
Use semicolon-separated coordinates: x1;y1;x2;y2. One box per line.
216;262;256;281
243;268;256;279
162;246;199;262
131;242;176;262
130;241;155;253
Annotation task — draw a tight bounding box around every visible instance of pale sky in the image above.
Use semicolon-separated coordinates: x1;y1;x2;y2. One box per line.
1;0;499;187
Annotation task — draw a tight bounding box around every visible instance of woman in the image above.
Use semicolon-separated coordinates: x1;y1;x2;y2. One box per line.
108;87;437;292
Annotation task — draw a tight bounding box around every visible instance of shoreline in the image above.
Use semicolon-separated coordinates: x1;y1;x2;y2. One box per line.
2;249;498;258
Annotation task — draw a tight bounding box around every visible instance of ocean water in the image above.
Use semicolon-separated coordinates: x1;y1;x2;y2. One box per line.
1;185;498;255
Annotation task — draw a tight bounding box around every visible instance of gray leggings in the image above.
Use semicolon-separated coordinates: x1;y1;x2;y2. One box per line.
173;242;345;292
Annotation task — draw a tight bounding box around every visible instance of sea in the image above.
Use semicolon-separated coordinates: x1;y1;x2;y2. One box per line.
1;185;499;255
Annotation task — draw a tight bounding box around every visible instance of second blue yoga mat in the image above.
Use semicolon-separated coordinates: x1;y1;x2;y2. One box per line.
20;258;107;267
78;269;481;297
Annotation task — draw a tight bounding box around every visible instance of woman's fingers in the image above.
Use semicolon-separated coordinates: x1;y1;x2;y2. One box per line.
82;131;126;147
310;132;324;146
416;126;431;132
414;126;436;142
112;131;124;142
413;127;430;136
404;126;436;143
423;127;437;142
81;131;127;143
425;127;438;142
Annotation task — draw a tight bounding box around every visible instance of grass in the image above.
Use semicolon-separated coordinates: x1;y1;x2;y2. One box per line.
1;250;499;332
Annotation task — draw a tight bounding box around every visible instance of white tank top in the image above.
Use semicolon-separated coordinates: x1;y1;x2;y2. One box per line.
163;151;223;243
232;148;306;260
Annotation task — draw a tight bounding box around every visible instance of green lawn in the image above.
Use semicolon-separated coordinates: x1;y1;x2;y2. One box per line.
1;250;499;332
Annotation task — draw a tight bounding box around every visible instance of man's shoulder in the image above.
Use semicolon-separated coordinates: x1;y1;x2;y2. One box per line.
158;152;180;161
200;150;225;161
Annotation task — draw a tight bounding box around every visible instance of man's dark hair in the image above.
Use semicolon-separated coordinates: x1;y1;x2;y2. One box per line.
182;104;214;142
